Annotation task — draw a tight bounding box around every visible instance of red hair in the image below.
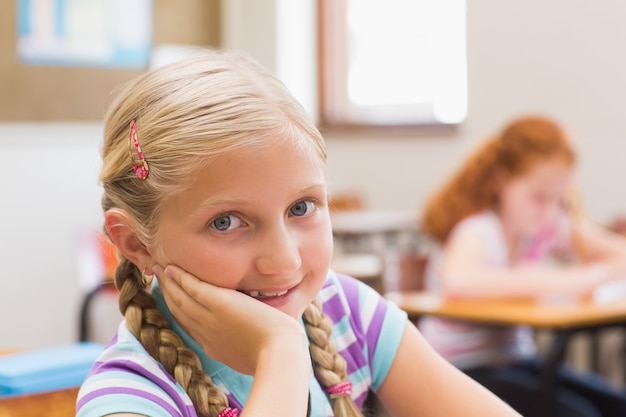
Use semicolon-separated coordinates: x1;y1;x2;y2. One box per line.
421;115;576;244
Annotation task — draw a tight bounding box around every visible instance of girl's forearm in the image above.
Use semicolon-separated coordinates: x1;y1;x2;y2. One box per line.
442;263;610;299
242;336;311;417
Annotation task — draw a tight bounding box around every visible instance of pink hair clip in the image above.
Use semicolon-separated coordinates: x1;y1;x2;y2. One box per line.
218;407;239;417
128;119;149;180
326;381;352;399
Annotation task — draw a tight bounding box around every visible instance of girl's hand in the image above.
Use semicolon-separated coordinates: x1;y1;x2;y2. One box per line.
155;265;311;416
154;265;310;376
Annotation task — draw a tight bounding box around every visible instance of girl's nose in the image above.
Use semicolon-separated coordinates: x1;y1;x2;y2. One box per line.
255;226;302;275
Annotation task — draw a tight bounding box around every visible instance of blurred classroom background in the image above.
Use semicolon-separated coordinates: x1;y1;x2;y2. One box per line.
2;0;626;355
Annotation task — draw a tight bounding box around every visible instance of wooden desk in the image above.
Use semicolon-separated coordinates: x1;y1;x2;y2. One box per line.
385;291;626;329
0;349;80;417
386;291;626;417
0;387;79;417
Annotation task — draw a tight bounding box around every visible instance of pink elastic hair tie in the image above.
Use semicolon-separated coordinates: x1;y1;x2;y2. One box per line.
326;381;352;399
218;407;239;417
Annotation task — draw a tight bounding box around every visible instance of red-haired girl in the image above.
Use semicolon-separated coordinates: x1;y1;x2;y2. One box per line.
421;115;626;417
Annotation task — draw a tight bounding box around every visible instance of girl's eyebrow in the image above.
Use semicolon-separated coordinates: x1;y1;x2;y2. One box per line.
195;197;248;212
288;183;328;201
298;183;326;193
196;183;326;212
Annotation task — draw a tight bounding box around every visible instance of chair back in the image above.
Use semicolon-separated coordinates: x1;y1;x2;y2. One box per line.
383;250;429;293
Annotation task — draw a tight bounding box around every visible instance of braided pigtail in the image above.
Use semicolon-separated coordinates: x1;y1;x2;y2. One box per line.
303;299;364;417
114;256;230;417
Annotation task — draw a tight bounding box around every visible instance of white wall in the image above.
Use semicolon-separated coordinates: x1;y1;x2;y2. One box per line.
226;0;626;221
3;0;626;348
329;0;626;222
0;123;104;348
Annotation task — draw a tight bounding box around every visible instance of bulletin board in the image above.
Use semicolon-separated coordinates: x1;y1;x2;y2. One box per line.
0;0;221;121
17;0;152;69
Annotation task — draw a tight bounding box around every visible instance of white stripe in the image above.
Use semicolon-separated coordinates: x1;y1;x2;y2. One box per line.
338;286;352;319
318;284;338;303
333;327;357;352
360;289;378;333
99;348;167;377
215;382;232;396
115;321;131;342
352;375;372;400
326;273;352;317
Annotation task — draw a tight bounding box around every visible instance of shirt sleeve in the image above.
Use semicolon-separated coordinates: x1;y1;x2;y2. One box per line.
361;283;407;391
333;274;408;392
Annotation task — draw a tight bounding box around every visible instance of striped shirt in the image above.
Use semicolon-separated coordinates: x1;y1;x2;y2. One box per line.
76;270;407;417
420;211;572;369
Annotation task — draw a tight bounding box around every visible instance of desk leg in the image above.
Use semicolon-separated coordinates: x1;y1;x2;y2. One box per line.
623;325;626;385
541;330;573;417
589;328;601;372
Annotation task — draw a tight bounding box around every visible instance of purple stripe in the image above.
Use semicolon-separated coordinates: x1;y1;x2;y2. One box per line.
226;392;244;411
365;299;388;366
83;331;119;379
322;274;390;376
324;274;387;409
338;273;388;367
321;276;364;374
338;274;387;369
355;390;369;408
96;358;177;385
77;386;188;417
87;358;193;414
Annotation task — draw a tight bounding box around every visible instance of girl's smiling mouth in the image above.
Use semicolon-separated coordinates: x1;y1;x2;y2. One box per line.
244;289;289;298
239;284;298;304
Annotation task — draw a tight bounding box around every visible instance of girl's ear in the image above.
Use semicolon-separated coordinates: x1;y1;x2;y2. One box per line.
105;208;152;268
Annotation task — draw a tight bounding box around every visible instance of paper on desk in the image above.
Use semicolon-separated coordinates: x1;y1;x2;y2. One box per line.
592;279;626;304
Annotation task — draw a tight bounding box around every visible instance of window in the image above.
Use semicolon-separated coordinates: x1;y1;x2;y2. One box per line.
318;0;467;128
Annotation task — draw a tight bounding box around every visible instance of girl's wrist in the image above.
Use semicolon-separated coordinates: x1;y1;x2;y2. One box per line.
258;332;311;374
245;333;311;417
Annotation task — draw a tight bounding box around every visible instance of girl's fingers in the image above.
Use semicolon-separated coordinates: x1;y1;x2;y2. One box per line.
163;264;222;308
164;264;253;312
156;265;212;328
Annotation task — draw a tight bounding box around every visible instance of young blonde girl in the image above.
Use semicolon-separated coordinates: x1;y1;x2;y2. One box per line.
76;49;519;417
421;116;626;417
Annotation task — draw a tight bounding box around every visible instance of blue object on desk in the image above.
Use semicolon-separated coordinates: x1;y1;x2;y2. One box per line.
0;342;105;396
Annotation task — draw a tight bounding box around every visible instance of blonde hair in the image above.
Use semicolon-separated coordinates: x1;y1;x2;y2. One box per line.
422;115;577;244
101;49;363;416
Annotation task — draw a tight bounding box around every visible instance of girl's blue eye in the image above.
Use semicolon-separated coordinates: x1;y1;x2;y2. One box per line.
290;200;315;217
212;214;241;231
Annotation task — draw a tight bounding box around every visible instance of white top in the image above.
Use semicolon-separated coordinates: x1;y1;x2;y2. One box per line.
419;211;573;369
